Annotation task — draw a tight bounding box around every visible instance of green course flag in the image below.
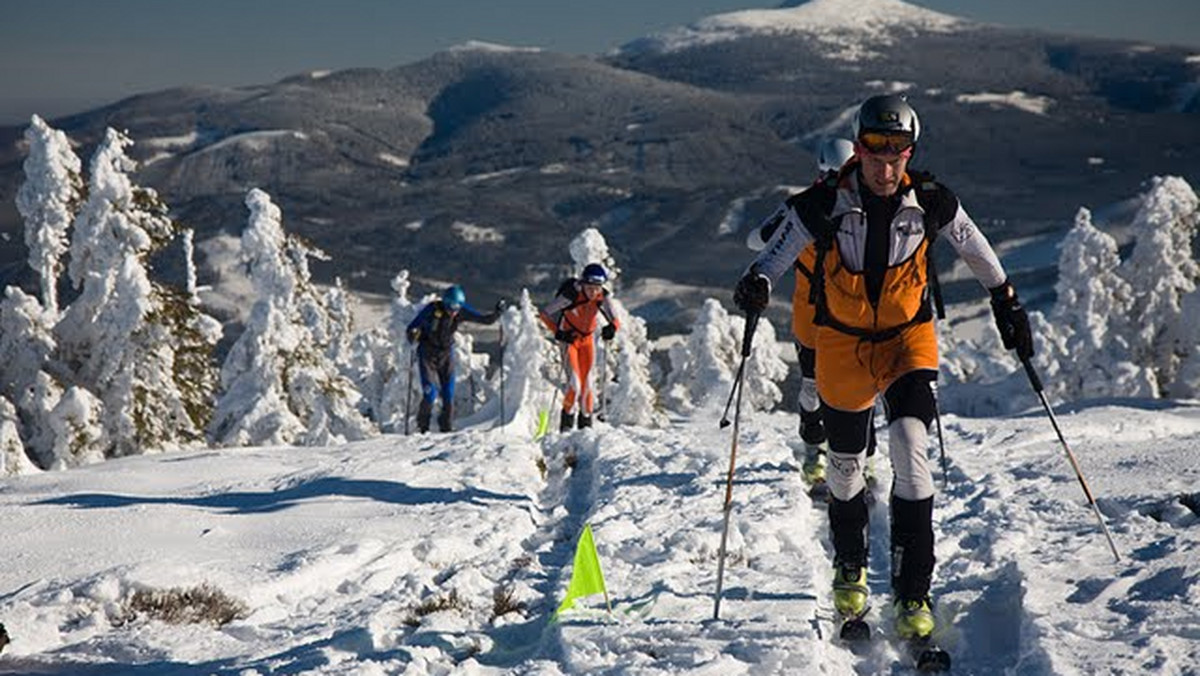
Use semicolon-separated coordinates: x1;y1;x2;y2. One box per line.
534;409;550;441
555;523;610;616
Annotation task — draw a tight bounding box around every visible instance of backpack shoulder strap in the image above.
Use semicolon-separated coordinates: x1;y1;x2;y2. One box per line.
557;278;578;299
909;169;946;319
786;179;839;325
788;177;839;250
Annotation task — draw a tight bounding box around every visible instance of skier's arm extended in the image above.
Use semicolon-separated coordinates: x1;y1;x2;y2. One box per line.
927;184;1006;290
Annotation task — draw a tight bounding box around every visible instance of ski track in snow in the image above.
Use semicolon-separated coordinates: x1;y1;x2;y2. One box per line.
1;404;1199;674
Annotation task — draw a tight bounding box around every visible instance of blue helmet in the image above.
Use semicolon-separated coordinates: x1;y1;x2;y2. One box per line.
442;285;465;309
581;263;608;285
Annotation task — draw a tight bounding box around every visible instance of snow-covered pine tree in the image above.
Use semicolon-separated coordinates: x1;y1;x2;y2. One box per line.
665;298;786;413
603;301;666;427
372;271;422;432
0;288;59;411
665;299;736;413
568;228;621;285
16;115;83;315
452;329;492;419
56;128;218;456
1;395;38;476
495;291;555;432
43;384;108;468
1120;177;1200;393
209;188;373;447
742;312;787;411
1047;207;1154;399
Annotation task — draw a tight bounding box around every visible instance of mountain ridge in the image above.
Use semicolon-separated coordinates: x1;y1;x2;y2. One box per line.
1;9;1197;330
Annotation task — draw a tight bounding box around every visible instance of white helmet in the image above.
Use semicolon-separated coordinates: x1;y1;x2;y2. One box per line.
817;137;855;174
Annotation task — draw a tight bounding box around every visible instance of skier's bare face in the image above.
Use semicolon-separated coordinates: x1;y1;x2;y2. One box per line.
855;142;911;197
582;282;603;300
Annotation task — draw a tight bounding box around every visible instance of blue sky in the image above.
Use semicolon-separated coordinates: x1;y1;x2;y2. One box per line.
2;0;1198;124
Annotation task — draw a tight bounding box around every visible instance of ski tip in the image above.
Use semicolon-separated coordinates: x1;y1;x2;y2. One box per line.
839;618;871;642
912;642;951;672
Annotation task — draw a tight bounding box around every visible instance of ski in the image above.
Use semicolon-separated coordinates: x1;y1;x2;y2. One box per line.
907;636;952;672
838;616;870;642
808;479;831;503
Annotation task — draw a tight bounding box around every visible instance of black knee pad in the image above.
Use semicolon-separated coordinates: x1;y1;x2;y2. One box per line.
796;343;817;379
884;370;938;427
822;405;874;454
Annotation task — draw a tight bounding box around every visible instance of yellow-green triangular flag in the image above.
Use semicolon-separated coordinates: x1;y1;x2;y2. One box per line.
534;409;550;441
555;523;609;616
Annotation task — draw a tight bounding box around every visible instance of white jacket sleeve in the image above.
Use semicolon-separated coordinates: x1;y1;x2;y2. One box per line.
941;203;1007;290
748;202;815;286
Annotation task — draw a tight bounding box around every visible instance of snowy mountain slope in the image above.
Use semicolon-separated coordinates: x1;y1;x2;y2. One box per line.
2;397;1198;674
615;0;967;61
4;2;1200;307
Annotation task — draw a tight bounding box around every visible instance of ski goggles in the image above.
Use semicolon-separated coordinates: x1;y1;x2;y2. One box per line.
857;130;915;155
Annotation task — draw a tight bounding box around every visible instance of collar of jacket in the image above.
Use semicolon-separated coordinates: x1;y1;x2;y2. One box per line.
830;169;924;221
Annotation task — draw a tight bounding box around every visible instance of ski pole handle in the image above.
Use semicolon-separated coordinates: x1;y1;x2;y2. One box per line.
741;312;760;357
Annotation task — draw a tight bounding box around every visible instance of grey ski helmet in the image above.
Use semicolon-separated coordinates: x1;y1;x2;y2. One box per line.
852;95;920;146
817;137;855;174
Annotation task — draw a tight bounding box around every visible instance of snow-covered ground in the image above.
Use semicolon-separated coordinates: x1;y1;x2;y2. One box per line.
2;394;1198;674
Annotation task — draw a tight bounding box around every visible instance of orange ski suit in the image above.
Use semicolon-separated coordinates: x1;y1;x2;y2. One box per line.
540;281;620;415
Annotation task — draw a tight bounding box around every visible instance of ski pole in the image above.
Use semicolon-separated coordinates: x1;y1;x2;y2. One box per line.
497;321;506;429
931;381;948;490
404;347;416;436
719;314;758;430
714;312;759;620
1020;356;1120;563
597;336;608;422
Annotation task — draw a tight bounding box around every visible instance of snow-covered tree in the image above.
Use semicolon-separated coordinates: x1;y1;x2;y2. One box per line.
569;228;621;285
1120;176;1200;392
16;115;83;314
369;271;422;433
0;287;59;405
742;314;788;410
493;291;556;433
53;128;218;456
1;396;38;476
665;298;786;413
323;279;356;365
1047;208;1154;399
452;329;492;418
183;228;200;299
210;189;374;447
603;300;666;427
42;384;107;469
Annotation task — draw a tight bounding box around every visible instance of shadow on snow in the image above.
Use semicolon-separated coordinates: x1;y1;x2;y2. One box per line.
33;476;528;514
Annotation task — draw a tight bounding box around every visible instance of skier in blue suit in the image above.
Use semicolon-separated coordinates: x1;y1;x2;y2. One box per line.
406;285;506;432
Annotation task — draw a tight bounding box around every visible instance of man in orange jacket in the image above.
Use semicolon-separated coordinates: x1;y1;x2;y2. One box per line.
734;95;1033;641
540;263;621;432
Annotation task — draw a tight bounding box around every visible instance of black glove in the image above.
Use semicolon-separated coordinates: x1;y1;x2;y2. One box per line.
990;282;1034;359
406;328;419;344
601;324;616;341
554;328;577;343
734;269;771;315
495;298;509;312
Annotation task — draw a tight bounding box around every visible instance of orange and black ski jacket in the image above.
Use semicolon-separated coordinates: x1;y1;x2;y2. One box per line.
748;164;1008;340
